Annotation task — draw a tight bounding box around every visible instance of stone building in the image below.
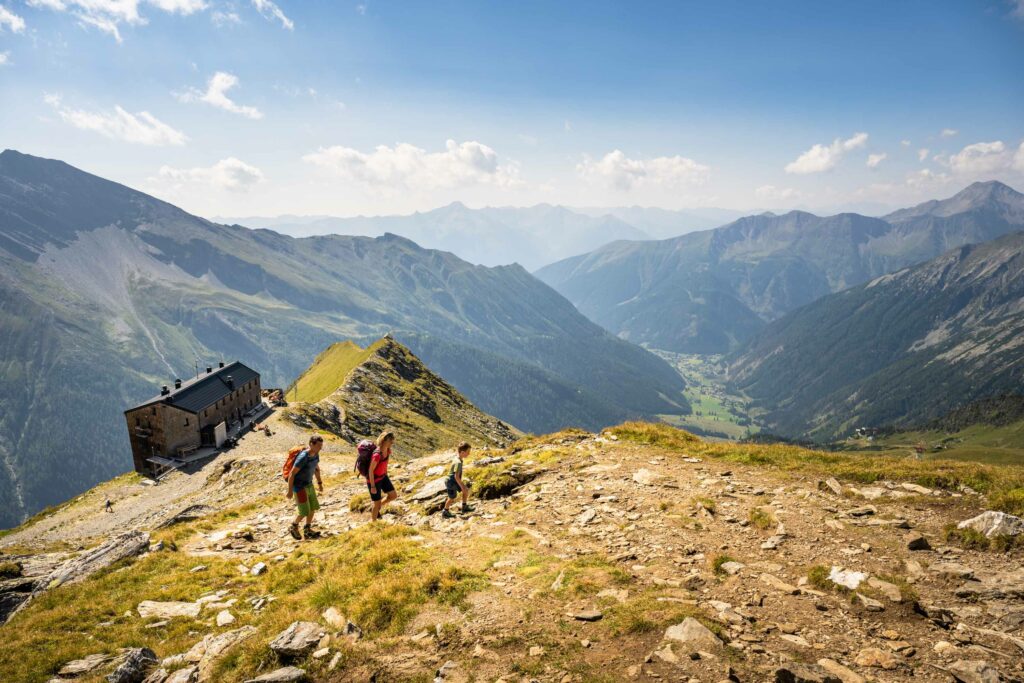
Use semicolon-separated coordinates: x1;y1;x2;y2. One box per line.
124;361;261;476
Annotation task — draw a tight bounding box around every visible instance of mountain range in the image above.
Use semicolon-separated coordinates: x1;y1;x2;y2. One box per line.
0;149;687;528
220;204;738;271
727;231;1024;439
535;181;1024;353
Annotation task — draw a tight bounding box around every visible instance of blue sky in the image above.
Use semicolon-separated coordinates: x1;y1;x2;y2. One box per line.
1;0;1023;217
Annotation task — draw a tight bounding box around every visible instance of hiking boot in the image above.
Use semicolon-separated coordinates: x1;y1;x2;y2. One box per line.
441;509;456;519
303;526;322;539
288;523;301;540
461;504;475;513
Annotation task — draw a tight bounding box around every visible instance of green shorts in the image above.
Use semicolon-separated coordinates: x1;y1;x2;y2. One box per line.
294;484;320;516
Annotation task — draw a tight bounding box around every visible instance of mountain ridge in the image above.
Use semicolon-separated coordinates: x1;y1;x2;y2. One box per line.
536;180;1024;354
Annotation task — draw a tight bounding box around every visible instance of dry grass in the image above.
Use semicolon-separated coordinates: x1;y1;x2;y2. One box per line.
608;422;1024;515
748;507;776;530
0;524;483;683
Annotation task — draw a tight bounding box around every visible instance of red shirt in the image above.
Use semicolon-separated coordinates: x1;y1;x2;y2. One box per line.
369;448;389;483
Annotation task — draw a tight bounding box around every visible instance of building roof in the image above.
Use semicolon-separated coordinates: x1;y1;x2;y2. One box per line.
126;361;260;414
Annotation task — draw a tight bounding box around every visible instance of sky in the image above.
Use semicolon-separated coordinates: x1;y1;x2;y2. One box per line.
1;0;1024;218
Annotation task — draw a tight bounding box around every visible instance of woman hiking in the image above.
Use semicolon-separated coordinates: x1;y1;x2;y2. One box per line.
366;431;398;521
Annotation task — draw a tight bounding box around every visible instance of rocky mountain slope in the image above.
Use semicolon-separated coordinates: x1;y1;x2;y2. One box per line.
728;232;1024;440
536;182;1024;353
283;337;519;457
1;418;1022;683
0;149;687;528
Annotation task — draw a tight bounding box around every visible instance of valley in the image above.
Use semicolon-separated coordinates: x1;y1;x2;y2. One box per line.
652;352;756;440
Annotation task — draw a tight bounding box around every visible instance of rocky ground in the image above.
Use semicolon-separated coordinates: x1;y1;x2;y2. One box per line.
1;414;1023;683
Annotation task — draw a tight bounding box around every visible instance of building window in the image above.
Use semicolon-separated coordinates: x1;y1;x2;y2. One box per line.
151;407;156;415
185;418;189;426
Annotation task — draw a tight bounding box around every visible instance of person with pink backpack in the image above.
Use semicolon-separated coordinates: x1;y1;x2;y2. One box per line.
355;431;398;521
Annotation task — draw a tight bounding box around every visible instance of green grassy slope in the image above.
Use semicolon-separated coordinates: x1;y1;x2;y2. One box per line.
286;340;379;403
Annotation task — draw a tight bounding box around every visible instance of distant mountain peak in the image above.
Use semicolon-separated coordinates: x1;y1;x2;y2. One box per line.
885;180;1024;222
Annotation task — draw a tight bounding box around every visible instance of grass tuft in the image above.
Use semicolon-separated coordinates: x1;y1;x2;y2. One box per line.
0;561;23;578
711;554;736;575
748;507;776;530
943;523;1023;552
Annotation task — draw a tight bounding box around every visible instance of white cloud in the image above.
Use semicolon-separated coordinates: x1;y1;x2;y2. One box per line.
900;139;911;147
0;51;9;65
28;0;207;42
940;128;958;138
866;152;887;169
355;3;366;15
45;93;187;146
948;140;1010;174
251;0;292;30
917;148;930;162
755;185;800;201
784;132;868;174
178;72;263;119
0;4;25;32
211;10;240;25
156;157;264;191
1015;142;1024;172
577;150;710;191
303;139;522;191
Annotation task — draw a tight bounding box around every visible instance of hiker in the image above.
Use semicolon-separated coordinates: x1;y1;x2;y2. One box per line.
104;499;113;513
286;434;325;540
366;431;398;521
441;442;474;519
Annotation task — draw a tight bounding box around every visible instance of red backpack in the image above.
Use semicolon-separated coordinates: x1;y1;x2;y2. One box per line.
282;445;305;480
354;440;376;478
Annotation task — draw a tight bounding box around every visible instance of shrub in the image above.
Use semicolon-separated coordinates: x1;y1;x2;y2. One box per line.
0;561;22;579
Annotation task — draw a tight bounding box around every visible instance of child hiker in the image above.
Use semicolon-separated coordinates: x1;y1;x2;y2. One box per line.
442;442;474;519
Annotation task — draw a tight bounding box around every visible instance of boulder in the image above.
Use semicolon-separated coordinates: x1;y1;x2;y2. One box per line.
243;667;307;683
180;625;258;681
905;531;931;551
774;664;841;683
569;609;603;622
269;621;326;658
251;563;268;576
632;469;668;486
853;647;898;670
759;573;799;594
47;531;151;589
957;511;1024;539
827;567;867;590
106;647;158;683
216;610;235;627
411;478;448;502
138;601;202;619
664;617;722;649
59;653;115;676
947;659;1004;683
165;667;198;683
322;607;346;629
866;577;902;602
816;659;865;683
719;561;745;576
822;478;843;495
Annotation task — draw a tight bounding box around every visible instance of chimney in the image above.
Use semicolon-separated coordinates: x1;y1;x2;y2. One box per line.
174;379;182;389
225;375;234;389
206;366;213;374
219;361;225;368
160;385;170;396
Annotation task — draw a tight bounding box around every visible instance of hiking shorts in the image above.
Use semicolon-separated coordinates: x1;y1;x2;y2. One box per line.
445;477;462;499
368;475;395;501
294;484;320;516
